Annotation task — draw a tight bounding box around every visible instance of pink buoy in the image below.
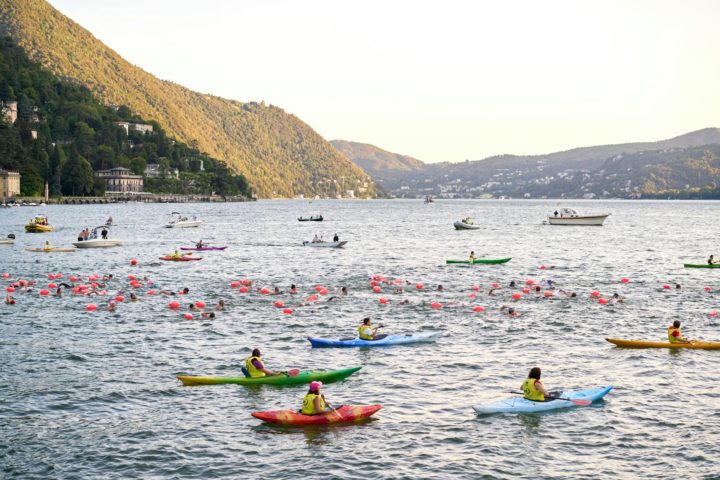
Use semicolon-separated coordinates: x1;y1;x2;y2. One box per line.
238;286;249;293
128;274;136;281
472;285;480;291
662;284;670;289
473;306;485;312
230;281;240;288
146;289;156;295
18;280;27;287
282;308;293;314
39;289;50;296
184;313;193;320
274;300;284;308
47;282;57;289
241;279;251;286
315;286;324;292
491;283;499;288
379;298;388;304
115;296;125;302
307;295;318;302
71;287;80;294
319;289;328;295
512;293;522;300
590;291;600;298
525;279;534;286
539;265;546;270
620;277;629;284
47;273;55;279
260;288;270;295
468;293;476;299
598;298;608;305
86;304;97;311
522;288;530;294
372;286;381;293
370;280;379;287
416;283;424;290
543;291;554;297
704;286;712;291
130;259;138;266
168;301;180;309
195;301;206;308
431;302;442;309
709;311;718;317
6;287;15;293
1;273;9;278
70;276;79;281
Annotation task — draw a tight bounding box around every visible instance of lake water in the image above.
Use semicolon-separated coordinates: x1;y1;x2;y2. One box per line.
1;199;719;479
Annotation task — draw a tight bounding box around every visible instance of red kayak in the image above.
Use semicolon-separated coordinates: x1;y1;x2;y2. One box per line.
180;246;227;251
158;256;202;261
252;404;381;425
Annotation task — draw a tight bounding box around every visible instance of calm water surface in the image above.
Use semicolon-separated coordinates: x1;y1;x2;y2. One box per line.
1;200;719;479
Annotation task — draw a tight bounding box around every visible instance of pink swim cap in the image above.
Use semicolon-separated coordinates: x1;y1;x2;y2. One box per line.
309;381;322;392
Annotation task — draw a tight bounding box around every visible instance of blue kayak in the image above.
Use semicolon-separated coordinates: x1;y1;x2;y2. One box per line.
308;331;442;348
472;386;613;415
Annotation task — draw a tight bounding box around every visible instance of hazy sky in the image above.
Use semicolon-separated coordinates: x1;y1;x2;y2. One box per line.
49;0;720;163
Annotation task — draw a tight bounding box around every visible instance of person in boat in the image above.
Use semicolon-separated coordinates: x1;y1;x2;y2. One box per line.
553;210;559;217
43;241;52;251
333;233;339;242
77;229;85;242
469;251;476;262
301;381;331;415
243;348;282;378
667;320;690;343
172;249;182;260
101;227;108;240
358;317;385;340
106;216;113;225
313;234;320;243
522;367;550;401
709;255;715;265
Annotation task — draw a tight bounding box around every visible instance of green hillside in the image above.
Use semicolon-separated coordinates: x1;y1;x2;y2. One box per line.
0;0;375;198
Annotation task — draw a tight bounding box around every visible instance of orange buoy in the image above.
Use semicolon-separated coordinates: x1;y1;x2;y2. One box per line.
472;285;480;291
598;298;608;305
512;293;522;300
168;301;180;309
431;302;442;309
543;291;553;297
239;286;248;293
86;304;97;311
184;313;193;320
274;300;284;308
379;298;388;304
416;283;424;290
6;287;15;292
39;289;50;296
130;259;138;266
195;301;206;308
591;291;600;297
230;281;240;288
282;308;293;314
620;277;629;283
372;286;381;293
473;306;485;312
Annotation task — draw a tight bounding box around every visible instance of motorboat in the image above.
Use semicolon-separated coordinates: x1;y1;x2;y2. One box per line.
546;208;610;226
73;238;123;248
454;219;479;230
298;215;323;222
302;240;348;248
0;234;15;245
25;216;54;233
165;212;203;228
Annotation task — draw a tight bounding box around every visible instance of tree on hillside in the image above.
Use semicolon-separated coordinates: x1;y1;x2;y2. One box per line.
61;146;93;196
48;144;65;196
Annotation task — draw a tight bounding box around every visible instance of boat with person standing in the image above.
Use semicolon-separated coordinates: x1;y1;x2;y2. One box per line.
164;212;203;228
545;208;610;226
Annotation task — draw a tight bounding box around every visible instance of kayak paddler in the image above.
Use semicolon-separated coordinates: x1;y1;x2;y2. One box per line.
243;348;282;378
301;381;331;415
358;317;385;340
522;367;550;401
469;251;476;262
667;320;690;343
172;249;181;260
709;255;715;265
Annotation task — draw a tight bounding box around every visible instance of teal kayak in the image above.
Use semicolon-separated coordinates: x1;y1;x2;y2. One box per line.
446;258;511;265
472;386;612;415
177;366;361;386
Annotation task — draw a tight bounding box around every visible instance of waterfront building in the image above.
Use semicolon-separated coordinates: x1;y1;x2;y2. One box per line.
0;169;21;198
95;167;144;193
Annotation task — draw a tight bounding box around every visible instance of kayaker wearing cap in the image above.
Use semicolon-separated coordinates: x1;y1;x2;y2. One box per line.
243;348;282;378
667;320;690;343
301;381;331;415
469;251;476;262
358;317;385;340
522;367;550;401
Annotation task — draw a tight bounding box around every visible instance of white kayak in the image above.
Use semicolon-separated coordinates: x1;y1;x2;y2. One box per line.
72;239;123;248
454;221;480;230
472;386;613;415
0;239;14;245
165;220;203;228
302;240;348;248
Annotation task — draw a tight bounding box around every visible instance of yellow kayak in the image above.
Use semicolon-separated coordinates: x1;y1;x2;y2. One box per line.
606;338;720;350
26;247;76;253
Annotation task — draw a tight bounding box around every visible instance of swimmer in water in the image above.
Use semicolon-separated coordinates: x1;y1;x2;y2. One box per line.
216;299;225;310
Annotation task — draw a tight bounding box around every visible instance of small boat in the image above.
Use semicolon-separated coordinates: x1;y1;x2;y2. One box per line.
164;212;203;228
298;215;323;222
159;255;202;261
252;404;382;425
0;234;15;245
27;247;76;253
177;366;361;386
446;258;511;265
424;195;434;204
606;338;720;350
472;386;612;415
308;331;442;348
546;208;610;226
683;263;720;269
302;240;347;248
25;216;54;233
454;220;480;230
180;246;227;251
73;239;123;248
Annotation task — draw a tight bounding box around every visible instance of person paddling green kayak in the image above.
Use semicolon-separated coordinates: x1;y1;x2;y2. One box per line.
243;348;283;377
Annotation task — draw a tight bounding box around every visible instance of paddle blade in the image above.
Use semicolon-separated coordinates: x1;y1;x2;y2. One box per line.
570;398;592;406
287;369;300;377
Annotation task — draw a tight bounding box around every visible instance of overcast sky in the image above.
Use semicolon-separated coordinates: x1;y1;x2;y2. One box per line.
49;0;720;163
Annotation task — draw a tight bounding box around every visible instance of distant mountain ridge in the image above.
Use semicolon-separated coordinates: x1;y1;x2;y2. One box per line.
335;128;720;199
330;140;424;175
0;0;375;198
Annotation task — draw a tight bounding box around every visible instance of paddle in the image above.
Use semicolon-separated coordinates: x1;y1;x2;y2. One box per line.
326;400;342;419
507;391;591;406
285;368;300;377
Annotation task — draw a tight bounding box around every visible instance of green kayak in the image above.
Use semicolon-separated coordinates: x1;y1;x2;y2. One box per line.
684;263;720;268
177;366;361;386
446;258;511;265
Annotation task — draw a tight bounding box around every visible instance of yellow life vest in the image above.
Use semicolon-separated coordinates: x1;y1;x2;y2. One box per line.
245;355;265;378
469;254;476;262
522;378;545;401
667;326;685;343
358;324;374;340
302;393;326;415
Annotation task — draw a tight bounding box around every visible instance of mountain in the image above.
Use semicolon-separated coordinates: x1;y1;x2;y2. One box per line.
337;128;720;199
0;0;375;198
330;140;424;176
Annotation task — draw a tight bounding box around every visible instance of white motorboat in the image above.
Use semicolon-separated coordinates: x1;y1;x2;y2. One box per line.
73;238;123;248
546;208;610;226
302;240;348;248
165;212;203;228
454;220;479;230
